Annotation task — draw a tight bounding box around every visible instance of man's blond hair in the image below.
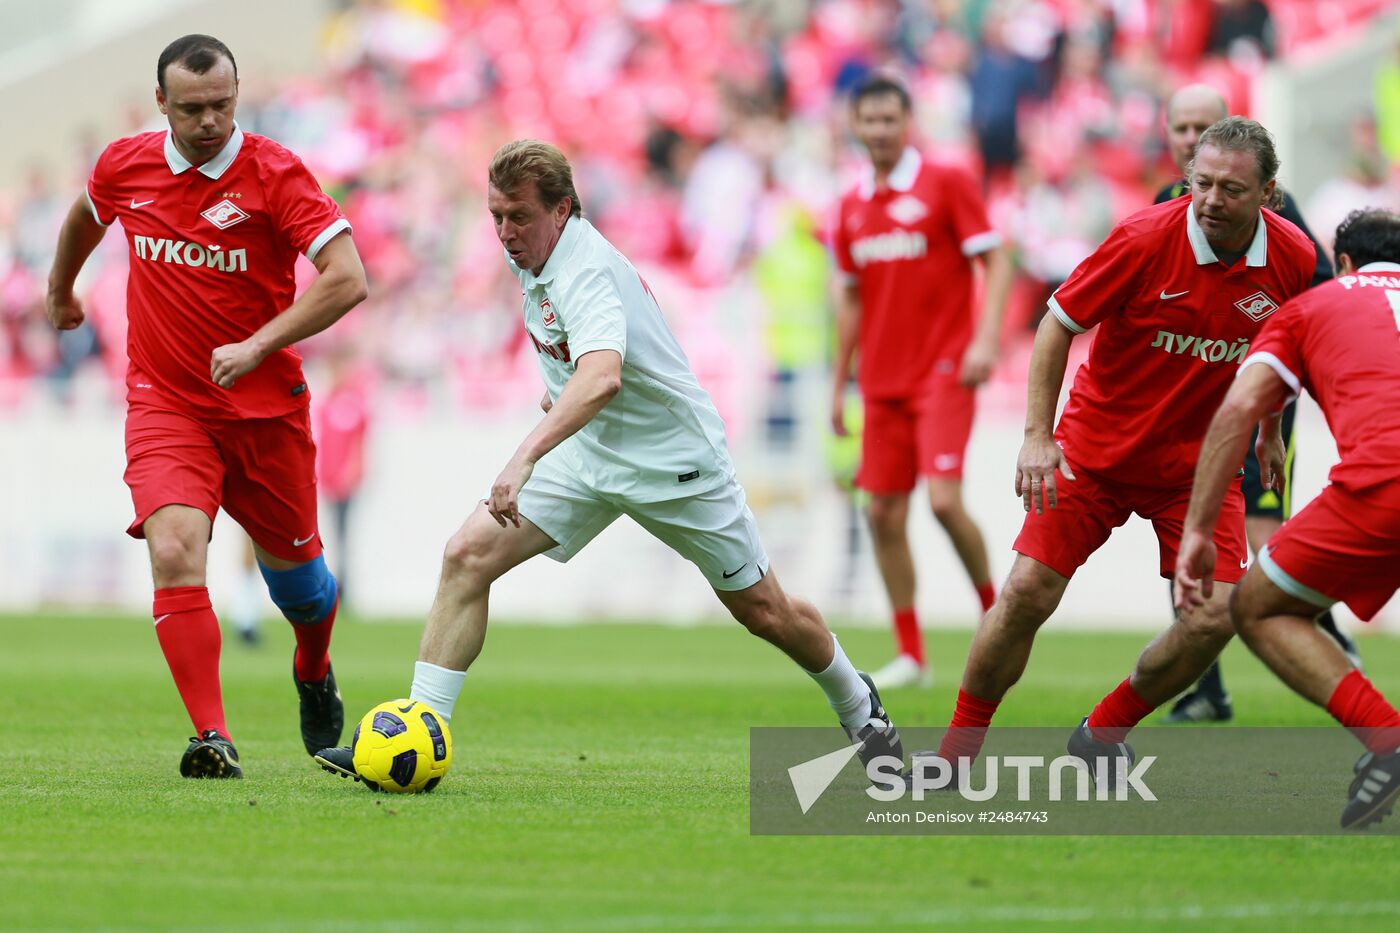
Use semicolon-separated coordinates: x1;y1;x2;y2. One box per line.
488;139;582;217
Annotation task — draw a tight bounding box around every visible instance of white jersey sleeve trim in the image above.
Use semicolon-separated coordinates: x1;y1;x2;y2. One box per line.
305;218;352;262
1047;295;1088;334
85;189;111;227
960;230;1002;257
1239;351;1301;402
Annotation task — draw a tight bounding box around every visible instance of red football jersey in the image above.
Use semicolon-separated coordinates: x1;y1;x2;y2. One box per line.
1245;261;1400;492
1050;196;1315;488
87;126;351;420
833;148;1000;399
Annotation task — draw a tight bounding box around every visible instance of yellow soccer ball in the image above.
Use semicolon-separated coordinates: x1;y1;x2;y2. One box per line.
351;699;452;793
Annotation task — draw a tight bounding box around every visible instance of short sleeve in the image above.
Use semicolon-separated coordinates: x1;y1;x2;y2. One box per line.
1046;222;1141;333
562;266;627;360
86;145;118;227
830;199;857;283
941;167;1000;257
266;153;350;261
1240;302;1306;402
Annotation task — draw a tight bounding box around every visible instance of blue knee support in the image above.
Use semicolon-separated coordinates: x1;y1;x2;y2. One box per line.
259;554;338;625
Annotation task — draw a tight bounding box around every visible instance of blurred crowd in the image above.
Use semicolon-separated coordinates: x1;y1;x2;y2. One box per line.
1;0;1397;418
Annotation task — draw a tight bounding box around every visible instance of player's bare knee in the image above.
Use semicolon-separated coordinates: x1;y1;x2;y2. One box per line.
996;569;1057;633
928;488;963;526
1178;597;1235;643
439;528;498;591
147;532;203;581
865;496;908;538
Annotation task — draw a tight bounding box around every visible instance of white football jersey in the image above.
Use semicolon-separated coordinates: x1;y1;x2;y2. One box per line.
507;217;735;503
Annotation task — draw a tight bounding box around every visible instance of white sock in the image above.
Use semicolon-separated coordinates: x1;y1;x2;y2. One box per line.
410;661;467;724
807;635;872;731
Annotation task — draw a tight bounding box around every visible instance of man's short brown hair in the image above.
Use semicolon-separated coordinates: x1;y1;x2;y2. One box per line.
1188;116;1285;210
488;140;583;217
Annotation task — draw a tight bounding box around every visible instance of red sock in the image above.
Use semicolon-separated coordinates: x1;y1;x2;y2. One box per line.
292;595;338;682
975;581;996;614
153;586;228;740
1327;669;1400;755
892;607;924;665
1086;678;1156;744
936;688;1000;763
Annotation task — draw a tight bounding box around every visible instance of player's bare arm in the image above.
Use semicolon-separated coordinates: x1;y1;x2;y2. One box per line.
209;232;367;388
44;195;110;331
1017;311;1077;513
829;282;860;436
487;348;622;528
1175;364;1290;609
959;245;1013;387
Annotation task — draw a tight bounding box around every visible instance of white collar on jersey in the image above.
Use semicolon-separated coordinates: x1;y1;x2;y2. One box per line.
164;122;244;179
1185;200;1268;267
1358;261;1400;273
523;214;588;286
857;146;921;200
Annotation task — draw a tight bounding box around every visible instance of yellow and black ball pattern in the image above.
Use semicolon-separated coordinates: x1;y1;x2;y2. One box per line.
351;699;453;793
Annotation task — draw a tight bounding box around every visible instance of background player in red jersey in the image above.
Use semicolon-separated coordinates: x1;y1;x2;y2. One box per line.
1155;84;1359;724
923;117;1316;785
831;75;1012;690
44;35;368;778
1177;208;1400;829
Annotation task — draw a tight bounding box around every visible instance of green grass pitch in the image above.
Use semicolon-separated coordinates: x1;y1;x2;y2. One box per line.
2;612;1398;931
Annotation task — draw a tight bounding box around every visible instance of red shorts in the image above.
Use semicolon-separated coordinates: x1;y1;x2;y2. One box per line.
857;378;976;493
1013;465;1248;582
124;399;323;562
1260;483;1400;621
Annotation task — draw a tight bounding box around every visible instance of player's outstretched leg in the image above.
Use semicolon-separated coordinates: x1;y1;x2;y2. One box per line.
924;555;1067;773
259;553;344;755
714;572;903;771
1230;568;1400;829
314;505;556;780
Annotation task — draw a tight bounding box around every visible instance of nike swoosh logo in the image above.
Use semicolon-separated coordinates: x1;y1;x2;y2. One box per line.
397;703;415;714
293;534;316;547
722;563;748;580
1240;559;1249;569
1159;289;1189;300
130;198;155;209
153;613;171;626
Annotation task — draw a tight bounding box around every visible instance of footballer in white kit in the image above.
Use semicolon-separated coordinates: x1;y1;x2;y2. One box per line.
513;209;765;588
314;140;902;785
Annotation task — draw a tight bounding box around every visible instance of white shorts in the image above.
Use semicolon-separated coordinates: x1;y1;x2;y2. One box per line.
517;455;769;591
